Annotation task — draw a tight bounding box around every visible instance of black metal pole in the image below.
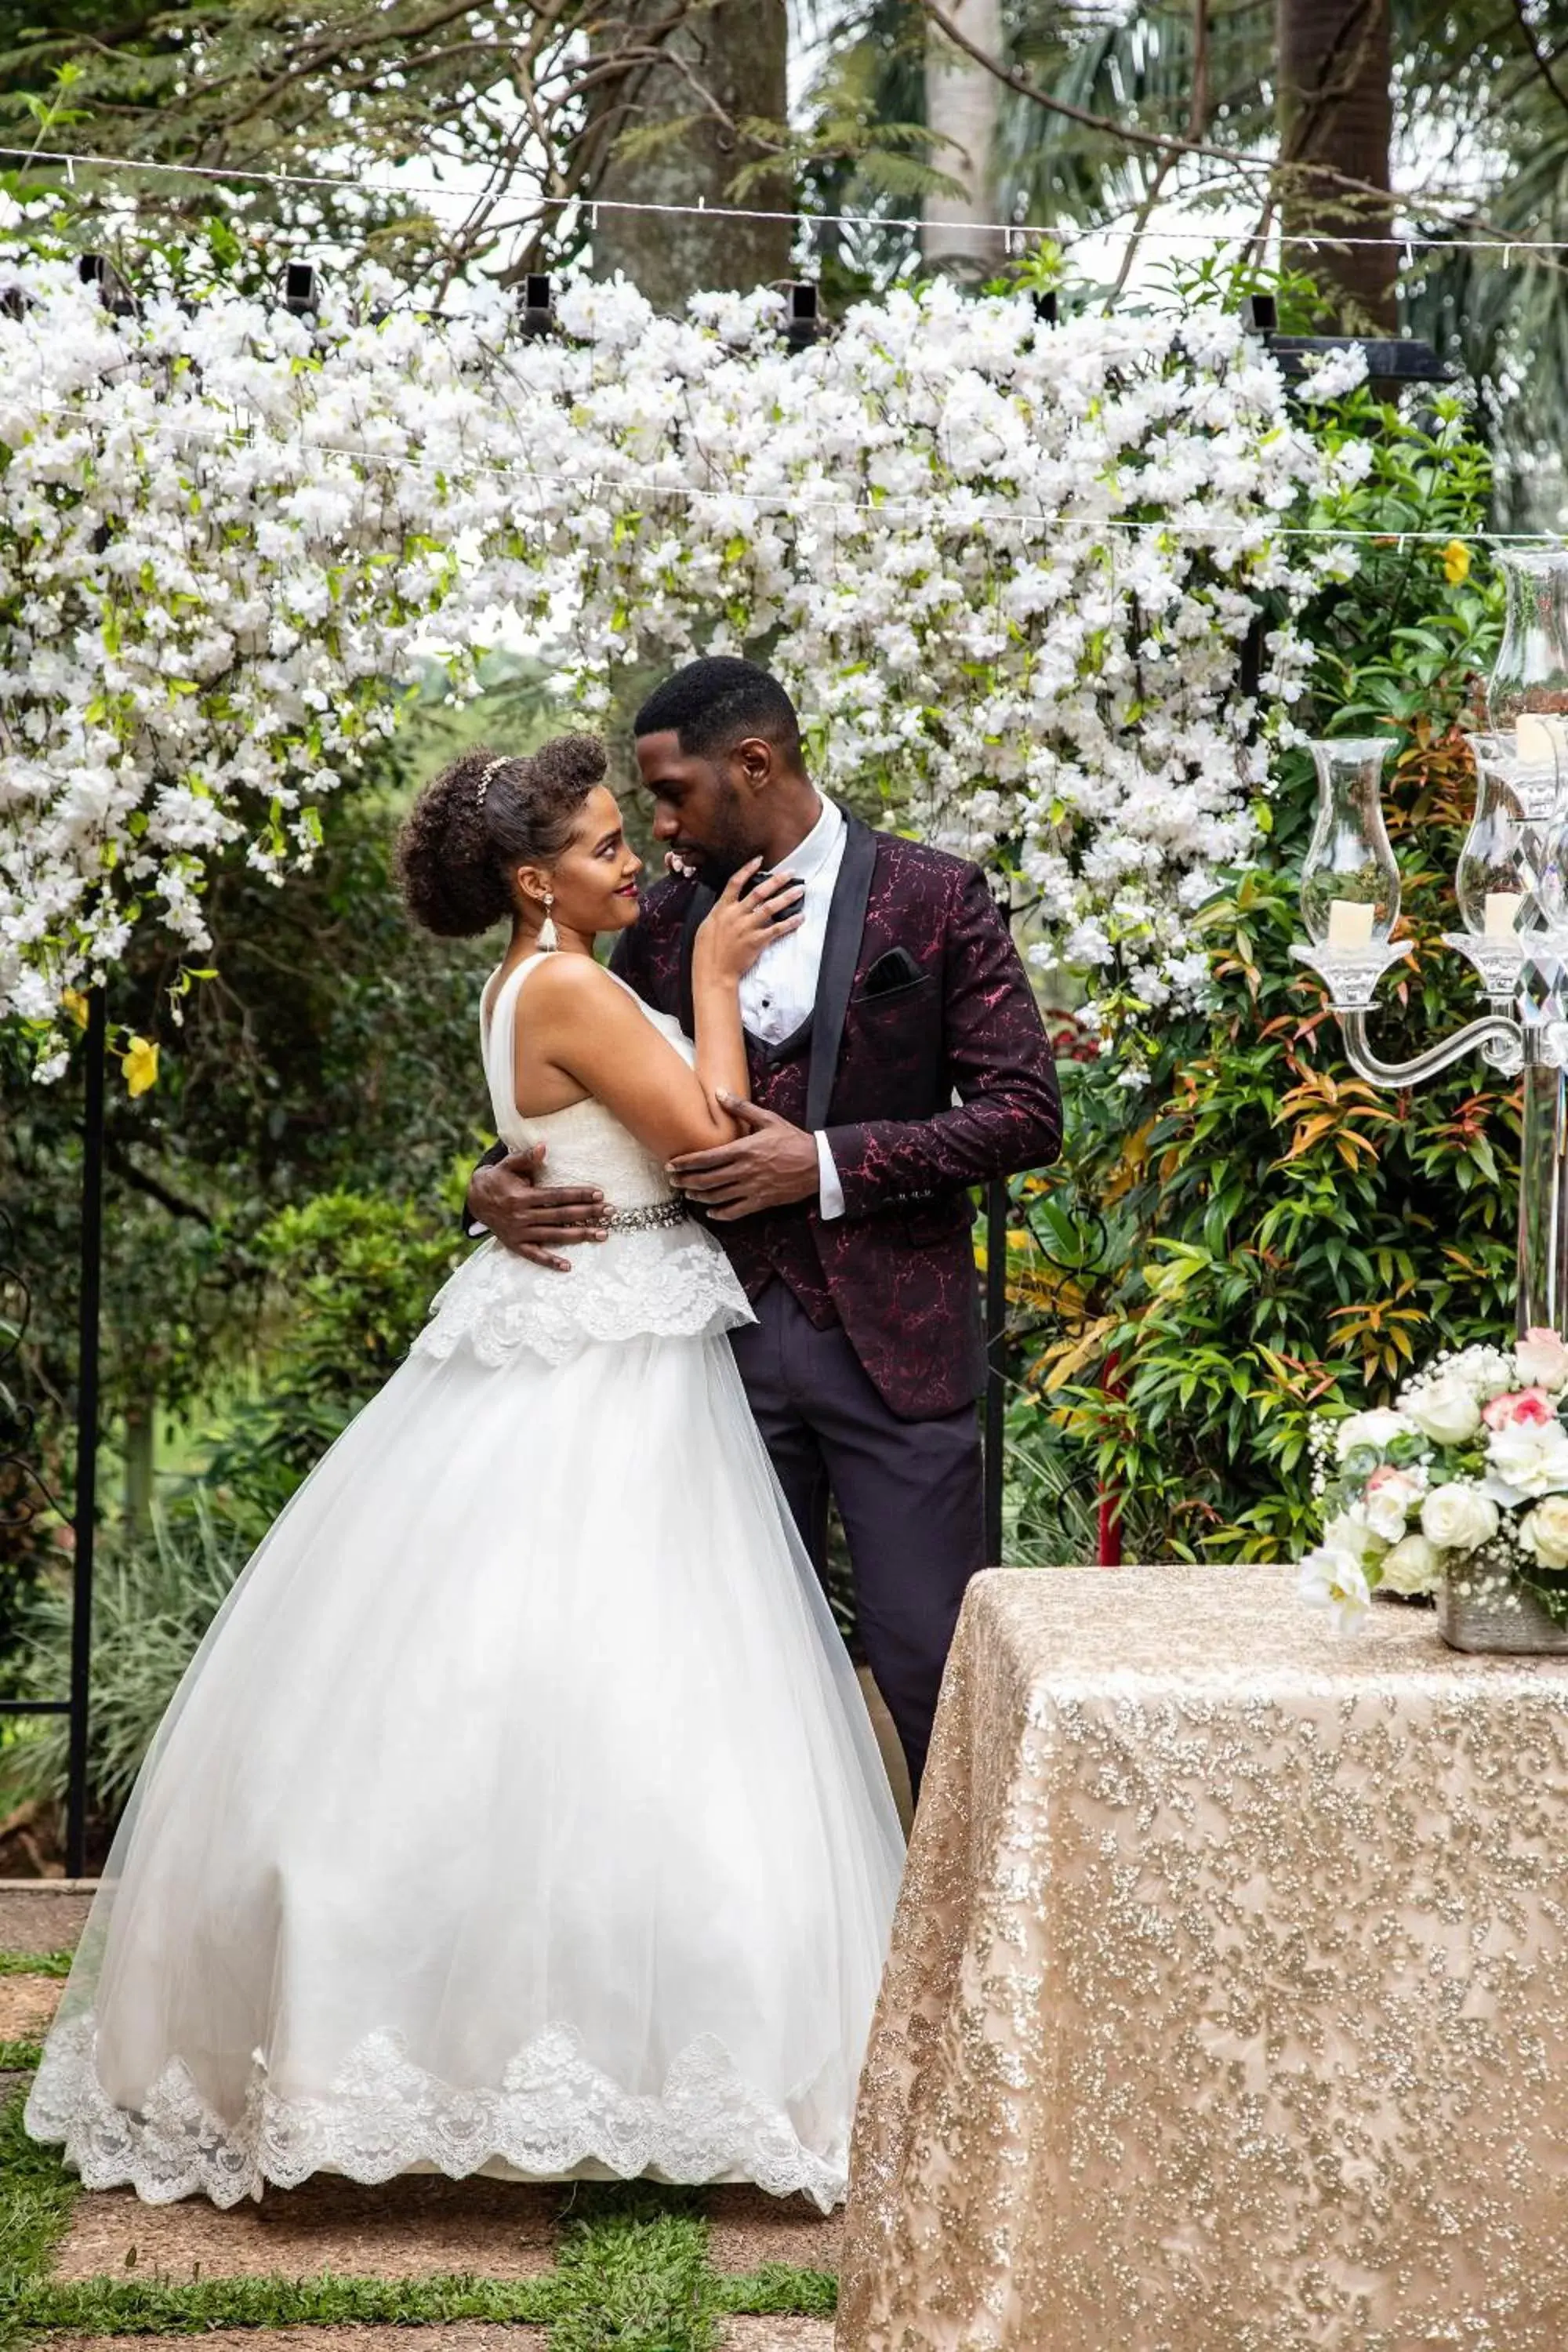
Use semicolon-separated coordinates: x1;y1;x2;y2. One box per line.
983;1177;1008;1564
65;985;105;1876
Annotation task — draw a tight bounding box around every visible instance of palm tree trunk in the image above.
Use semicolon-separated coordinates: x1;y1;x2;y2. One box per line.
924;0;1005;275
588;0;791;314
1275;0;1396;329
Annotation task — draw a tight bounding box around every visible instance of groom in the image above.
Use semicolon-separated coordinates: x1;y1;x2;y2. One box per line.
466;658;1062;1792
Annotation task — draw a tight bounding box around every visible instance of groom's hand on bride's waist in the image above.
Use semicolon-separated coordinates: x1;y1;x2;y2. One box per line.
466;1145;611;1273
667;1097;820;1221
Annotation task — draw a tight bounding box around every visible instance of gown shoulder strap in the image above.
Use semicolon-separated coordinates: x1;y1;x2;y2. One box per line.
480;953;552;1138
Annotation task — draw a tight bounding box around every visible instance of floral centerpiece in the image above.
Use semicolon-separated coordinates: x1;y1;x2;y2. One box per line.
1298;1328;1568;1650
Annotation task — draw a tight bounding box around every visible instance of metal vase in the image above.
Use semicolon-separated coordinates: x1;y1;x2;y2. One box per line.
1437;1567;1568;1654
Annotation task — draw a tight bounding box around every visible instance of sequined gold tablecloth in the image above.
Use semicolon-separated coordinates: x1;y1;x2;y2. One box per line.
836;1565;1568;2352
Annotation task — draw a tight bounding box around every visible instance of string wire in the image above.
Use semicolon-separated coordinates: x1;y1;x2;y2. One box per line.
0;143;1563;260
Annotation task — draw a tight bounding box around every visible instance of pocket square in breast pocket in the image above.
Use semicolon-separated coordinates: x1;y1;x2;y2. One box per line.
861;946;924;998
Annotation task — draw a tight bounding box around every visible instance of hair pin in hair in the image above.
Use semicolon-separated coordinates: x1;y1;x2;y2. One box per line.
475;754;510;811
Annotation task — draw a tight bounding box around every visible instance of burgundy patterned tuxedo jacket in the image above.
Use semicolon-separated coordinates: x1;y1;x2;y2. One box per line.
609;814;1062;1421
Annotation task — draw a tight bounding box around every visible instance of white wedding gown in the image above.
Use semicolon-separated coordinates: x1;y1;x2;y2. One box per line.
27;954;905;2211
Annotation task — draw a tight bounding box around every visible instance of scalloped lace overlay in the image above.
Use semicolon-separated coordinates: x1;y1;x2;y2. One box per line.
412;1232;753;1368
27;2013;847;2212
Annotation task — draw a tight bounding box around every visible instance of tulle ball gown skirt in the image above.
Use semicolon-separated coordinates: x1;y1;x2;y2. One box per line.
25;1275;906;2210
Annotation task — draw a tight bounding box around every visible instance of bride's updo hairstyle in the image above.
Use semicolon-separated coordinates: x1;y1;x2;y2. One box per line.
397;734;609;937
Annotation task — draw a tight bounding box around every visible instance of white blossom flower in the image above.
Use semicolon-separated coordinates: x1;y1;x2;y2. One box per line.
0;267;1353;1064
1298;1546;1372;1632
1297;343;1370;402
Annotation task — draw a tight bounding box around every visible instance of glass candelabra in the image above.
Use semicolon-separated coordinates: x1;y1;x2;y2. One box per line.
1291;549;1568;1337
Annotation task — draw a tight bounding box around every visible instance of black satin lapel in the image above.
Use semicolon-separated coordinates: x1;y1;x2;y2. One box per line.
677;883;713;1036
806;815;877;1131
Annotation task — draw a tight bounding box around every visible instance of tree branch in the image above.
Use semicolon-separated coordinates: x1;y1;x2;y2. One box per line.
105;1144;214;1227
921;0;1401;212
1507;0;1568;123
1105;0;1210;307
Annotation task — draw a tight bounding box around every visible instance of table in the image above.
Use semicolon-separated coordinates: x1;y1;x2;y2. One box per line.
836;1566;1568;2352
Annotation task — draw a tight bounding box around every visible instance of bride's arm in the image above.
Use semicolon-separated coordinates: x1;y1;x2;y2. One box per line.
524;865;802;1162
688;862;804;1119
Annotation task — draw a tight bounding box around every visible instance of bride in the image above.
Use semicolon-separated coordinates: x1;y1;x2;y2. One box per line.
26;731;904;2212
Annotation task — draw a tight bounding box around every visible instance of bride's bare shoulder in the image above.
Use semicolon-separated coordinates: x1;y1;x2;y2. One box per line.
521;953;637;1026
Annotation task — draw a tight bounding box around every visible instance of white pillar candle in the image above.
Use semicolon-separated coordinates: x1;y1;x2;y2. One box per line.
1327;898;1376;951
1484;891;1525;938
1516;714;1568;765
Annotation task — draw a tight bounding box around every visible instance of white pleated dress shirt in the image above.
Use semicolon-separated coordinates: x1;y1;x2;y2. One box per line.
736;793;847;1221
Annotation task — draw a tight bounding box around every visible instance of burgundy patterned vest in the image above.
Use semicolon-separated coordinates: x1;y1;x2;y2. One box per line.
731;1029;840;1329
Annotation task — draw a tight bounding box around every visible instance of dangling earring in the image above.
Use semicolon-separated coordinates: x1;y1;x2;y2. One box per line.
537;890;559;953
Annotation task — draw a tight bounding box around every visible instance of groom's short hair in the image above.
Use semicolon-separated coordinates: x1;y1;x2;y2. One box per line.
633;658;802;764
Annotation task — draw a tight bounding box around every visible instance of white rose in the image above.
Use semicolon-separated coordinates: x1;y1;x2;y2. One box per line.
1517;1329;1568;1392
1335;1409;1413;1461
1298;1545;1371;1633
1377;1533;1441;1596
1420;1482;1501;1553
1520;1495;1568;1570
1405;1376;1482;1446
1485;1418;1568;1501
1361;1467;1427;1543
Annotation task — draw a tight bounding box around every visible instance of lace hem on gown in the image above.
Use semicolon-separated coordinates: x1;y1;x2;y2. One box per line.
27;2013;848;2212
411;1231;753;1369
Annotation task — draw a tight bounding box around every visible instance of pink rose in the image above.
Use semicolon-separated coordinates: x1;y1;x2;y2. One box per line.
1518;1329;1568;1391
1483;1387;1555;1430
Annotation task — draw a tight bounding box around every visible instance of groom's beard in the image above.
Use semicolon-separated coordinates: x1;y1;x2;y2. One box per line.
671;844;753;895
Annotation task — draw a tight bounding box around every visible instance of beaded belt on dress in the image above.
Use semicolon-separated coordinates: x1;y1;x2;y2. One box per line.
605;1200;688;1233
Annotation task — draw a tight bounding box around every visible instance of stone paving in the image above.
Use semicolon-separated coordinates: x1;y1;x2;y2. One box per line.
1;1882;844;2352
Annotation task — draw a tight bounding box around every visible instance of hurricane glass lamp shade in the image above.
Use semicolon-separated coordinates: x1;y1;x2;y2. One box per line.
1455;752;1530;934
1300;737;1400;947
1486;552;1568;734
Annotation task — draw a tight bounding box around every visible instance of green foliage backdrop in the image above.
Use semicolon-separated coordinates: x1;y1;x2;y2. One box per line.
1007;383;1514;1565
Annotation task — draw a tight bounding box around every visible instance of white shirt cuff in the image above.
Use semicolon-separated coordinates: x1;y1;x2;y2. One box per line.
815;1130;846;1221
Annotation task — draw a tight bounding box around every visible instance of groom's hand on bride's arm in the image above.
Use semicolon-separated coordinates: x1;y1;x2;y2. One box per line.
465;1145;611;1273
667;1098;820;1221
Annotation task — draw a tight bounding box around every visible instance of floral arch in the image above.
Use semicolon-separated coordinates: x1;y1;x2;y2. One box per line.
0;262;1370;1076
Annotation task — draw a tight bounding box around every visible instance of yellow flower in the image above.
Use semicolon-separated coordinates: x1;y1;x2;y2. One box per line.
1442;539;1471;586
60;988;89;1029
122;1035;159;1098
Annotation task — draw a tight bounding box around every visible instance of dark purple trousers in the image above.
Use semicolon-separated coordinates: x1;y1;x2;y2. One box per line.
728;1282;985;1796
